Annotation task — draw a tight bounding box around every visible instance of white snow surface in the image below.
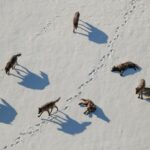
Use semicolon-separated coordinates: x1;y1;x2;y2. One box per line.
0;0;150;150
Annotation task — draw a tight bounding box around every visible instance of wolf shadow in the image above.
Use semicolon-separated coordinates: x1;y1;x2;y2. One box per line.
43;111;91;135
76;20;108;44
0;98;17;124
88;105;110;123
121;68;141;76
10;65;49;90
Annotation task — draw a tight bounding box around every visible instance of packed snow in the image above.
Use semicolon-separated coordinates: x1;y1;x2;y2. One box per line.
0;0;150;150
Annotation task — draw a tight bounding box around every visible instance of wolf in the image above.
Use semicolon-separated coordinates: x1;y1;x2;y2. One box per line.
135;79;145;99
5;53;22;75
79;98;96;115
38;97;61;117
111;61;140;76
73;11;80;33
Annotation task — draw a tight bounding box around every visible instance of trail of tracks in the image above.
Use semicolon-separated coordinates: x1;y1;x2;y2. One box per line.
0;0;140;149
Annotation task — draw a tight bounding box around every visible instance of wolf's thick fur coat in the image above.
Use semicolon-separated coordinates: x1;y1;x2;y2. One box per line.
79;98;96;115
73;11;80;33
111;61;140;76
38;97;60;117
5;53;21;75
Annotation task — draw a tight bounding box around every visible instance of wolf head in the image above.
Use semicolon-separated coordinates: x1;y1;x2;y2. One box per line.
5;62;11;74
38;107;42;114
75;11;80;18
111;66;119;72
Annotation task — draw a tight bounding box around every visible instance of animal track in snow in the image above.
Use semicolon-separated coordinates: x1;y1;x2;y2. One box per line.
0;0;139;149
66;97;73;101
35;123;41;127
63;106;68;110
86;0;138;84
33;21;52;40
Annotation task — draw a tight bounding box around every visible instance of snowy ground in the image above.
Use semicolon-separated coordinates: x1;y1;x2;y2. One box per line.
0;0;150;150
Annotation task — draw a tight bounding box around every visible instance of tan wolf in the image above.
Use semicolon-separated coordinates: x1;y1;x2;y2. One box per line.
135;79;145;99
38;97;61;117
5;53;22;75
73;11;80;33
79;98;96;115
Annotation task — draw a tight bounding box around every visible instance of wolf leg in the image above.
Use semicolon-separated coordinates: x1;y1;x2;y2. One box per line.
12;63;16;69
84;110;89;115
73;28;75;33
120;71;123;76
48;107;54;115
138;93;140;98
54;106;58;111
38;112;43;117
7;70;10;75
47;110;51;116
141;91;143;99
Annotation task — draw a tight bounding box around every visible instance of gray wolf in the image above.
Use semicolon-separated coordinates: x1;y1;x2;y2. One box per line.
38;97;61;117
73;11;80;33
5;53;22;75
111;61;140;76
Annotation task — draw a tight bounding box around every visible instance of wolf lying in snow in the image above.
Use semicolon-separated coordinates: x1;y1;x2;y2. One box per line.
38;97;60;117
111;61;140;76
79;98;96;115
135;79;145;99
5;53;22;75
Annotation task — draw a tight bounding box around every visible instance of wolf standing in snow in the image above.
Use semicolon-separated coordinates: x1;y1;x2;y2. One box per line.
38;97;61;117
111;61;140;76
135;79;145;99
5;53;22;75
73;11;80;33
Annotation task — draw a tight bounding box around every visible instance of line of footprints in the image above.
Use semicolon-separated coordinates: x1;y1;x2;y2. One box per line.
33;15;60;40
0;0;139;149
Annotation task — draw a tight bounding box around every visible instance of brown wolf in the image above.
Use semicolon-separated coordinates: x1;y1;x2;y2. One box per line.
73;11;80;33
5;53;22;75
111;61;140;76
38;97;61;117
79;98;96;115
135;79;145;99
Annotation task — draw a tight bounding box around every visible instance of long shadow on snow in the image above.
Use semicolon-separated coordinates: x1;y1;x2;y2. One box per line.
76;20;108;44
43;111;91;135
0;98;17;124
112;68;141;77
87;105;110;123
122;68;141;76
10;65;49;90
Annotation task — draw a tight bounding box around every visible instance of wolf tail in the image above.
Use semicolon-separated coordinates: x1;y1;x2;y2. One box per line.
55;97;61;103
15;53;22;57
